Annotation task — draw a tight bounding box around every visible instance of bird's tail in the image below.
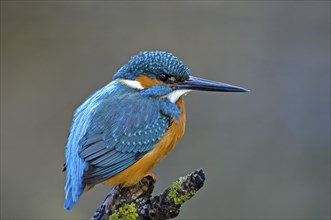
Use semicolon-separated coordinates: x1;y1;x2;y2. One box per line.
64;195;76;210
63;96;97;210
64;180;84;210
63;156;87;210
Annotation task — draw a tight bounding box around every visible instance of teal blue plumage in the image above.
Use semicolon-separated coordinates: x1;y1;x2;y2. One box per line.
64;50;248;211
64;80;182;210
113;51;190;80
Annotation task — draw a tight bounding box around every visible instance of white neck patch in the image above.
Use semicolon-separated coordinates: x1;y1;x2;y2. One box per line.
118;79;191;103
117;79;144;90
167;89;192;103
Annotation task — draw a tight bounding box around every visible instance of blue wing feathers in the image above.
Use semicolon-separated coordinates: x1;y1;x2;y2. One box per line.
64;80;180;209
84;148;109;161
77;114;170;185
83;153;142;185
78;113;169;184
80;141;105;157
88;150;118;166
90;152;121;167
79;134;102;148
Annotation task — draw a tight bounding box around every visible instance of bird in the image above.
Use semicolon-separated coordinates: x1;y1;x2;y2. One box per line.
63;51;248;210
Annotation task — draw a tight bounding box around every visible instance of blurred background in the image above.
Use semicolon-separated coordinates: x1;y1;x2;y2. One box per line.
1;1;330;219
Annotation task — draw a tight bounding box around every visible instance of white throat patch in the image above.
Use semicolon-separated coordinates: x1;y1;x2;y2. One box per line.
167;89;192;103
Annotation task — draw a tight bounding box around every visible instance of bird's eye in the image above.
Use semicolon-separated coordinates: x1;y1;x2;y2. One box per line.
158;73;169;82
158;73;178;84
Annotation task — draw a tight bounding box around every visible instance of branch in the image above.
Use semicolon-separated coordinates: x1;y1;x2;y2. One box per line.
91;169;205;220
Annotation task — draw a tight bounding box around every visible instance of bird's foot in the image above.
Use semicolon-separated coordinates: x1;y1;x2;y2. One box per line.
144;172;157;182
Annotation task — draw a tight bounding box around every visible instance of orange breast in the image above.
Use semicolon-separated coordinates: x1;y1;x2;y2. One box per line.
102;98;186;187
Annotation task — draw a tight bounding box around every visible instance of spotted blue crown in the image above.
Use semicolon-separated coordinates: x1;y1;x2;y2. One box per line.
113;51;191;80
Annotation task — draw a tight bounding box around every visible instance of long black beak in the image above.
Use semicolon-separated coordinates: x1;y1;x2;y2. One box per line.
173;76;249;92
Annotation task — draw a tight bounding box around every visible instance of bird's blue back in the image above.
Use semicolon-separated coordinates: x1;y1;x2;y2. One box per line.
64;80;181;209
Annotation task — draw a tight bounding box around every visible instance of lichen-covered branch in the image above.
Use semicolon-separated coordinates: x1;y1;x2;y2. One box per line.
91;169;205;220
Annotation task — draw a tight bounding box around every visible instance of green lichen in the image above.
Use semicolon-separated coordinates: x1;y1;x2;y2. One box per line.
109;203;138;220
168;176;196;205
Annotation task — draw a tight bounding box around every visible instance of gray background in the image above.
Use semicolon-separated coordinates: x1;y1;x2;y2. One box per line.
1;1;330;219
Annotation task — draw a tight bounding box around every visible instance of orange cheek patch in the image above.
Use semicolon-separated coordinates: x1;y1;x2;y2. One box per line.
136;75;164;88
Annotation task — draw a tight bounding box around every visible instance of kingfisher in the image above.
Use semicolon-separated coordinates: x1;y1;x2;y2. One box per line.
64;51;248;210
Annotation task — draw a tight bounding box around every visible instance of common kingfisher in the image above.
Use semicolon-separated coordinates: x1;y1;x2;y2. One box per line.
64;51;248;210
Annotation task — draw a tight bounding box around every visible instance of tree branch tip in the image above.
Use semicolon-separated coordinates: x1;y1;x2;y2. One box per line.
91;168;206;220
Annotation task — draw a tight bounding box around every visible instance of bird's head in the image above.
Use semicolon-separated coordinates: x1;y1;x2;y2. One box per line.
113;51;248;103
